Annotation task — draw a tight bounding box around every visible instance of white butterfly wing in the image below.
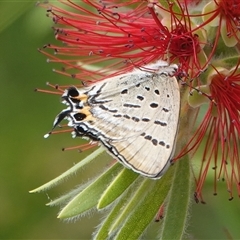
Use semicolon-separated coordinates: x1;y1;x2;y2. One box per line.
75;67;180;178
52;62;180;178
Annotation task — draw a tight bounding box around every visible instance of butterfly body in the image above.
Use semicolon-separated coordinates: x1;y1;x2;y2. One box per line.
50;61;180;178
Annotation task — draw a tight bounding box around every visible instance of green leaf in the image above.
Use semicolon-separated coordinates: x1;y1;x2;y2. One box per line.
94;178;140;240
114;164;175;239
29;147;104;193
109;177;155;235
46;182;90;207
212;55;240;68
159;155;192;239
58;162;123;219
98;168;139;209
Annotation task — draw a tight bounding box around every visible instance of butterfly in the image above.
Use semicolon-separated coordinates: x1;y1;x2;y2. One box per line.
45;60;180;178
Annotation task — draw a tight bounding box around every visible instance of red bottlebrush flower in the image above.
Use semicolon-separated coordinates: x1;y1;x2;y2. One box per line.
202;0;240;47
40;0;170;82
39;0;208;83
183;64;240;202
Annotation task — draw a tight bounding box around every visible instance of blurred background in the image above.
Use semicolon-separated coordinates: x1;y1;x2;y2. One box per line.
1;1;240;239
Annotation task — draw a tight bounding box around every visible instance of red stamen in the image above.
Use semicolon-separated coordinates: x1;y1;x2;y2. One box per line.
35;88;62;95
179;63;240;199
50;128;73;135
62;142;98;152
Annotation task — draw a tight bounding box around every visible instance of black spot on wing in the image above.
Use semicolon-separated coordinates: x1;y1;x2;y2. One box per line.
99;104;118;113
162;107;169;112
123;103;141;108
144;135;152;140
150;103;158;108
108;109;118;113
70;98;80;104
113;114;122;118
73;113;86;121
67;87;79;97
159;141;171;149
154;120;167;126
121;89;128;94
137;95;144;101
159;141;165;146
152;139;158;146
123;114;131;119
142;118;150;122
132;116;140;122
99;104;108;111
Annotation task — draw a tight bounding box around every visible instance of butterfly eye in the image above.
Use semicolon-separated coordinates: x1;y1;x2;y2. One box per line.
68;87;79;97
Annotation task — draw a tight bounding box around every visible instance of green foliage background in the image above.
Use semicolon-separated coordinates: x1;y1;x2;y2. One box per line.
1;1;240;239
